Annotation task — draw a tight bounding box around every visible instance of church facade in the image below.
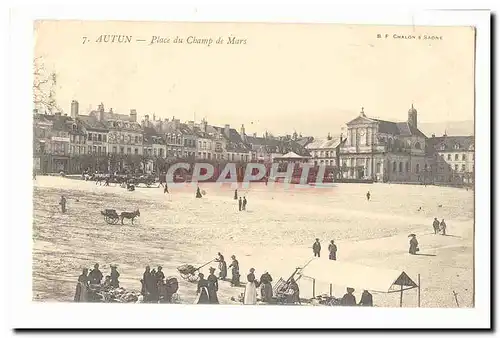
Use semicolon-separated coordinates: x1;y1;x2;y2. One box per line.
339;105;435;183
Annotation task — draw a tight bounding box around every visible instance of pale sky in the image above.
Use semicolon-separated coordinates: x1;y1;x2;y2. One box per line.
34;21;475;137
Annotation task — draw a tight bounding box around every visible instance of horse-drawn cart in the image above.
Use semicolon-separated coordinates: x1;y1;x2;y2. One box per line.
101;209;120;225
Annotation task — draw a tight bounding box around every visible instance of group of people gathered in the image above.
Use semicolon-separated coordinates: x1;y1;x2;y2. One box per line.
206;252;276;304
74;263;120;302
141;265;179;303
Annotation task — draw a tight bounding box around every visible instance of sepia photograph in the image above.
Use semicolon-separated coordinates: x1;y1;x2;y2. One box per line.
7;5;491;330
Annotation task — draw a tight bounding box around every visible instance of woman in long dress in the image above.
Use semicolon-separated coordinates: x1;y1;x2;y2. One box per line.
228;255;240;286
215;253;227;280
74;268;89;302
195;273;210;304
259;271;273;302
243;268;258;305
409;235;419;255
207;267;219;304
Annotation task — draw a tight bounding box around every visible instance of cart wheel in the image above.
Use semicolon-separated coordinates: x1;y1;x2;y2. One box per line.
104;216;112;224
112;217;120;225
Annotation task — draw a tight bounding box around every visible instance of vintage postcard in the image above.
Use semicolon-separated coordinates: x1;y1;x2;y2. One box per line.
15;9;490;329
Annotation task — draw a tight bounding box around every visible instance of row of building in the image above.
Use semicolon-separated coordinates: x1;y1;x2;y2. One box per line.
33;101;474;185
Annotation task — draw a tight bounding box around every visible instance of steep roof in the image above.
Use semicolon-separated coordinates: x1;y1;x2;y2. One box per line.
305;136;342;149
371;119;427;138
77;115;109;132
427;135;474;151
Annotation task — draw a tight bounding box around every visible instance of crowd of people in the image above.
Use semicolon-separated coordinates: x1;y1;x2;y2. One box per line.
141;265;179;303
74;263;120;302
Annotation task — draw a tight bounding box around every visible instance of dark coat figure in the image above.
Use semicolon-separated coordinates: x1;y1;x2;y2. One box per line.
359;290;373;306
215;253;227;280
328;241;338;261
207;268;219;304
366;191;371;201
156;266;165;283
74;268;89;302
287;278;300;304
440;219;447;235
433;218;440;234
110;266;120;288
196;274;210;304
242;197;247;211
313;239;321;257
260;272;273;302
143;266;158;302
238;197;242;211
196;187;203;198
409;236;419;255
341;288;357;306
229;256;240;286
104;176;110;186
234;189;238;200
59;196;67;213
89;264;103;285
164;184;169;194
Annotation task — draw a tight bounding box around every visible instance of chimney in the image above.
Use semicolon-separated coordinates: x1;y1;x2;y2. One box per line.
253;132;257;137
431;133;435;138
224;124;230;138
71;100;79;119
130;109;137;122
201;119;208;133
145;114;150;127
360;107;366;117
98;102;105;122
240;124;246;141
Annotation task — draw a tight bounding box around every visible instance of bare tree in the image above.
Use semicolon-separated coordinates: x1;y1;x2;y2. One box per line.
33;56;61;114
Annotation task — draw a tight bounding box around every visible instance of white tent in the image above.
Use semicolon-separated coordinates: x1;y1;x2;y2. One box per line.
296;259;420;306
274;151;311;159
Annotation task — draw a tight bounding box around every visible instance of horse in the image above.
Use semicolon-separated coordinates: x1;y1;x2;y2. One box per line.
120;209;140;225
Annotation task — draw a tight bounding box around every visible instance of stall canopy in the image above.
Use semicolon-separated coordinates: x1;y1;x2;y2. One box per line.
274;151;311;160
298;259;418;293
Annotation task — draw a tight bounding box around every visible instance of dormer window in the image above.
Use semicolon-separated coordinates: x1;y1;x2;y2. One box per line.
439;144;447;150
454;143;460;150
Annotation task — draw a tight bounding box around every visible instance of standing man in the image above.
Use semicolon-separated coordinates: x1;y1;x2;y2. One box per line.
328;240;338;260
234;189;238;200
238;197;243;212
59;195;67;213
366;191;371;201
89;263;103;285
432;218;440;234
440;219;447;236
313;238;321;258
242;197;247;211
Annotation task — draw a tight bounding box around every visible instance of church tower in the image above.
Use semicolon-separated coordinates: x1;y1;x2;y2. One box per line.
408;104;418;127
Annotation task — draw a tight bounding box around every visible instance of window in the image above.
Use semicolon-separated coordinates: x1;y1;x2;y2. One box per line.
454;164;458;171
414;142;421;150
120;147;124;154
103;135;107;142
102;147;106;155
454;143;460;150
455;154;459;161
406;162;409;172
98;134;102;141
447;154;451;160
376;163;381;174
113;146;117;153
93;134;97;141
198;152;201;157
135;136;138;143
462;154;466;160
127;147;131;154
392;161;397;173
208;153;211;160
88;133;92;140
461;164;466;171
199;141;202;148
154;148;157;156
93;146;97;154
415;164;420;173
399;162;403;172
203;141;207;149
